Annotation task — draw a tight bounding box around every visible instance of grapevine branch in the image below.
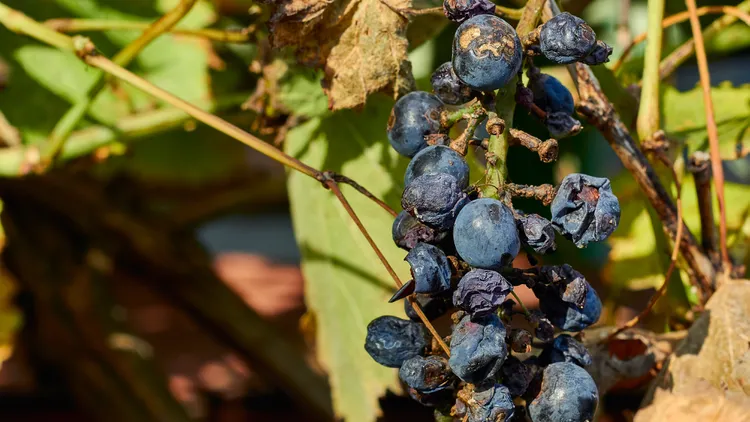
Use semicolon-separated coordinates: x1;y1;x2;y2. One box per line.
41;0;199;168
688;152;720;264
44;18;255;43
686;0;731;271
613;5;750;72
607;159;684;340
542;1;716;297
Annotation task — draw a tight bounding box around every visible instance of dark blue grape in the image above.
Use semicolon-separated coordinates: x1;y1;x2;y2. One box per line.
364;316;427;368
392;211;447;251
517;214;557;254
509;328;532;353
402;173;469;230
583;40;613;65
443;0;495;24
551;173;621;247
529;72;574;115
466;383;515;422
405;145;470;190
500;356;535;397
541;334;592;367
449;313;507;383
453;269;512;317
545;111;582;139
387;91;444;157
406;243;452;295
528;310;555;342
453;198;520;270
404;294;449;321
528;362;598;422
539;12;597;64
399;355;454;393
430;62;480;105
538;264;588;307
452;15;522;91
534;280;602;332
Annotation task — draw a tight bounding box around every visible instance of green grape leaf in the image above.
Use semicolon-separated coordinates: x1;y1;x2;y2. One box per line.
606;169;750;308
0;0;250;184
285;95;411;422
662;82;750;159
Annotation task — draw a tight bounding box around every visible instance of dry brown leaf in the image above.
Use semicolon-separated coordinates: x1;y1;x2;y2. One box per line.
583;327;686;394
635;381;750;422
639;278;750;413
267;0;415;110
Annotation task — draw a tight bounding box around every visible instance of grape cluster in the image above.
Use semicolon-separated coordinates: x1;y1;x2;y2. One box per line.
366;7;617;422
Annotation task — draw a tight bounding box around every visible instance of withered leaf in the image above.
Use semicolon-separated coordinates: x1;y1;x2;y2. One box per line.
635;381;750;422
268;0;416;110
642;279;750;406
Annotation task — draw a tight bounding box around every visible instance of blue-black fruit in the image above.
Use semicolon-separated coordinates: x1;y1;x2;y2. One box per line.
453;198;520;270
449;313;507;383
551;173;620;247
430;62;480;105
402;173;468;230
452;15;522;91
387;91;444;157
364;316;427;368
528;362;598;422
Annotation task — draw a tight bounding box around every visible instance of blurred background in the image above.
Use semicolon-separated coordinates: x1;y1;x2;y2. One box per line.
0;0;748;421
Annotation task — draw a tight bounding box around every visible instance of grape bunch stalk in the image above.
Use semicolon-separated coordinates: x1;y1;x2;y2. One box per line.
365;4;619;422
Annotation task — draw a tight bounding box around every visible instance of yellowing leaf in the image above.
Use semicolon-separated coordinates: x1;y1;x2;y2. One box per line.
662;82;750;159
285;96;410;421
269;0;415;110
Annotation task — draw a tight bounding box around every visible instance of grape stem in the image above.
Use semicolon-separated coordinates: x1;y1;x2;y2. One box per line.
510;289;531;318
44;18;256;43
440;100;484;128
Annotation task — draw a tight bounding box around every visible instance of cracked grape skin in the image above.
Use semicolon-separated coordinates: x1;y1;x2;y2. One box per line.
391;211;447;251
442;0;495;24
535;280;602;332
466;383;515;422
529;362;598;422
541;334;592;367
517;213;557;254
452;14;522;91
387;91;444;157
430;62;480;105
453;269;512;317
551;173;621;247
405;145;471;190
449;313;508;383
405;243;452;295
453;198;520;270
364;316;427;368
399;355;454;393
402;173;469;230
539;12;597;64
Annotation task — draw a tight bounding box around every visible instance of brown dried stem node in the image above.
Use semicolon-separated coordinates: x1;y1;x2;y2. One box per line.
505;182;557;206
508;128;558;163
